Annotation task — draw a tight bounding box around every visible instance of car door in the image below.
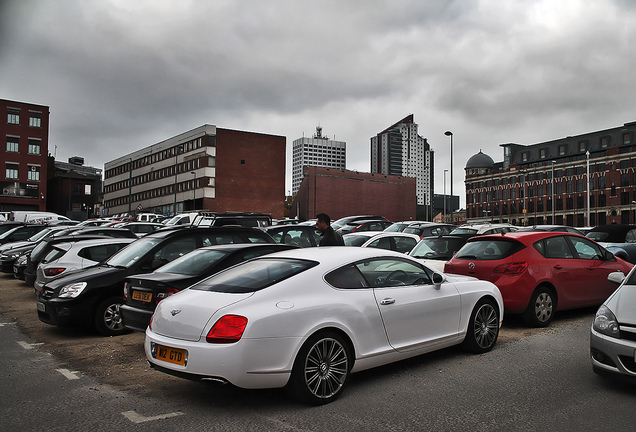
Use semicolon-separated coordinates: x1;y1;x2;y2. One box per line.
541;235;587;307
566;235;624;304
354;258;461;352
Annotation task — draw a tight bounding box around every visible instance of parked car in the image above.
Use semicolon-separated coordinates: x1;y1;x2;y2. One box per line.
0;221;25;236
444;231;633;327
590;267;636;379
0;226;72;273
330;215;389;231
518;225;585;235
0;224;49;245
145;247;503;404
408;235;473;272
23;227;138;286
343;232;421;253
121;243;297;332
403;223;455;238
337;219;394;235
450;223;518;236
34;238;136;293
586;225;636;264
111;222;165;237
263;225;321;248
384;221;430;232
13;253;28;279
37;227;276;336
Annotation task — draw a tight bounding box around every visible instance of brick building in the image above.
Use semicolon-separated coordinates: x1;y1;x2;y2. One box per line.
465;121;636;227
1;99;49;212
47;156;103;220
290;166;417;222
103;125;286;218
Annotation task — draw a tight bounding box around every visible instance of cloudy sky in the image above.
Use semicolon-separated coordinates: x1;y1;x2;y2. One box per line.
2;0;636;205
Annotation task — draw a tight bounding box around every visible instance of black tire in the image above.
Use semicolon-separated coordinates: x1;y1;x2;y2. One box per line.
286;331;352;405
462;299;499;353
94;297;128;336
523;286;555;327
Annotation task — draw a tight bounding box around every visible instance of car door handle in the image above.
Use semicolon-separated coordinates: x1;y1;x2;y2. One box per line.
380;298;395;305
554;265;563;270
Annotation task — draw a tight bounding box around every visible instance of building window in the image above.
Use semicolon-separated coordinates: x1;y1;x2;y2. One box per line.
559;145;566;155
522;152;528;162
540;148;546;159
29;111;42;128
85;184;92;195
28;139;41;155
600;136;610;148
6;136;19;152
6;163;18;179
7;108;19;124
579;141;587;152
27;165;39;181
623;132;632;145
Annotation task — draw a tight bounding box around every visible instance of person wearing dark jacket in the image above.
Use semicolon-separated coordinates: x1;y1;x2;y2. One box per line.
316;213;345;246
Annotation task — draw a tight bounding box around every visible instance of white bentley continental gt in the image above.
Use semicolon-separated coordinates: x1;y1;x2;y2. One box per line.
145;247;503;404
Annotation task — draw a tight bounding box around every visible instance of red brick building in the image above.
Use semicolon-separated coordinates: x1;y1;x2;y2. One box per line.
1;99;49;212
290;166;417;222
104;125;286;218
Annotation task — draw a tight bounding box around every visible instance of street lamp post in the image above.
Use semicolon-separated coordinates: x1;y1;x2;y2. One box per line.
551;161;556;224
128;158;133;215
444;131;453;200
586;151;590;226
443;169;448;223
631;201;636;225
191;171;196;209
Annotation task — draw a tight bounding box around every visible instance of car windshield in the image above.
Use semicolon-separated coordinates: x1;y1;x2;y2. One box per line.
450;228;478;235
411;238;465;260
455;239;524;260
105;237;159;268
28;228;54;242
384;223;406;232
156;249;230;276
586;232;609;242
344;235;370;247
191;258;317;293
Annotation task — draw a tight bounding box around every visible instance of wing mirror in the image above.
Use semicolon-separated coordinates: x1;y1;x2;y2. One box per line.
607;271;625;285
432;272;444;289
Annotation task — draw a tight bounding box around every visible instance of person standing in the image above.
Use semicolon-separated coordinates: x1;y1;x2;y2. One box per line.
316;213;344;246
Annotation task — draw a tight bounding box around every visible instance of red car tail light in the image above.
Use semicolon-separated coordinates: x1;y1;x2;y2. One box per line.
492;261;528;276
156;288;179;305
44;267;66;277
206;315;248;343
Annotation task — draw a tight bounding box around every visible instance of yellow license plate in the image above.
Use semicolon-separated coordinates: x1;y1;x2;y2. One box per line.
155;344;187;366
132;290;152;302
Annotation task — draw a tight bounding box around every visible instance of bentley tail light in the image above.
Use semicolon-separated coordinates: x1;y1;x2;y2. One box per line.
492;261;528;276
206;315;248;343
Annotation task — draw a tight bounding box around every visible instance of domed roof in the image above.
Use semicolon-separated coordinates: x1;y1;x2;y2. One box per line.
465;150;494;169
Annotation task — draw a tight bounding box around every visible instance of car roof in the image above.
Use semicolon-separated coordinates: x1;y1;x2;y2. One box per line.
257;245;418;267
466;230;583;244
590;224;636;234
52;237;136;249
196;243;297;253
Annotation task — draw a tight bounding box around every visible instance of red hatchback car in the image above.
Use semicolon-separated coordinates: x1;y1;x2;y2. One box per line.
444;231;633;327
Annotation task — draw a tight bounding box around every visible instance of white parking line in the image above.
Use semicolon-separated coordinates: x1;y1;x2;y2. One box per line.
122;410;184;424
0;321;16;326
56;368;81;380
17;341;44;350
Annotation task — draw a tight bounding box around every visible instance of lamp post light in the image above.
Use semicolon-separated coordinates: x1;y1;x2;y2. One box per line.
443;169;448;223
191;171;196;209
444;131;453;200
551;161;556;224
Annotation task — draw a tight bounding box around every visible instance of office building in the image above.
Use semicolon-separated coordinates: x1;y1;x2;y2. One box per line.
104;125;286;218
292;126;346;194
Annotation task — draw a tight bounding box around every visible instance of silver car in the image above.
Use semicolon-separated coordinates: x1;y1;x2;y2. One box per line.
590;267;636;379
34;238;135;293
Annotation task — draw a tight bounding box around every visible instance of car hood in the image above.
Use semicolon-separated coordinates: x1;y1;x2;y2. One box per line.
45;264;127;289
150;289;253;341
606;286;636;325
0;241;33;253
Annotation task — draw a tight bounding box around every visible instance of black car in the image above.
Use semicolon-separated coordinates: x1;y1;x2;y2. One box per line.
37;226;275;336
586;224;636;264
0;224;49;245
13;252;28;279
408;235;473;263
263;225;322;247
120;243;297;331
23;227;138;286
402;223;456;238
330;215;389;231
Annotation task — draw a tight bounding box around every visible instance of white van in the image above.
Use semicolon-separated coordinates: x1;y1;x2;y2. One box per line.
10;211;70;224
136;213;158;222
